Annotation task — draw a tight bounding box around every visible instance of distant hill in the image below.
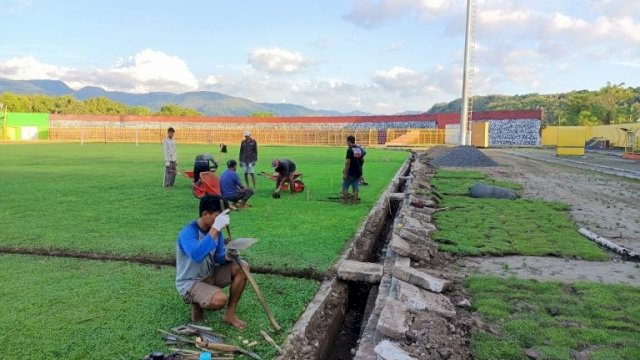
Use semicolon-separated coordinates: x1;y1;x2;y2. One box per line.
0;78;372;116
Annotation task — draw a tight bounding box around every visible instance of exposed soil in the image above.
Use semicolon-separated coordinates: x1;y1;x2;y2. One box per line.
0;246;325;281
405;252;481;360
461;255;640;286
482;150;640;253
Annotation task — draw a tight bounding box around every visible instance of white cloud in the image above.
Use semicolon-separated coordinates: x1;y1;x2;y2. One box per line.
590;0;640;18
248;47;308;74
106;48;198;92
343;0;455;29
0;49;200;93
373;66;429;96
0;56;71;79
3;0;32;13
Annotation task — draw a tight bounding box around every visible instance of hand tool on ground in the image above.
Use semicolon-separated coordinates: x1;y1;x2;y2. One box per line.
169;348;233;360
260;330;284;355
224;226;281;332
158;329;195;346
171;324;226;343
196;337;262;360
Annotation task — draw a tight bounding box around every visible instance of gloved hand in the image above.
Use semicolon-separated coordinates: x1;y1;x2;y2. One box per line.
212;209;231;232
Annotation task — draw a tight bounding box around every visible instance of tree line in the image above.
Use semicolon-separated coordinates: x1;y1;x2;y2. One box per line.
2;83;640;125
428;83;640;126
0;93;202;117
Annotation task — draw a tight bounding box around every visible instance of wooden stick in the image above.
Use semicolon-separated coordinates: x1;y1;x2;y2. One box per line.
225;222;281;332
233;255;281;332
260;330;284;355
158;329;195;344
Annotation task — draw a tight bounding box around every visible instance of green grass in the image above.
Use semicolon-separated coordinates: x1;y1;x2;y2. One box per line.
0;254;319;359
0;143;408;272
469;276;640;360
431;169;523;196
432;170;607;260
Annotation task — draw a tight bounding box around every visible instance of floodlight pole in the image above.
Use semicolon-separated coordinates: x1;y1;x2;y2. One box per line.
459;0;473;146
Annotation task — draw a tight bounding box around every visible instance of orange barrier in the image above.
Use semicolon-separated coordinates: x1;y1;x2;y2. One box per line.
48;127;446;146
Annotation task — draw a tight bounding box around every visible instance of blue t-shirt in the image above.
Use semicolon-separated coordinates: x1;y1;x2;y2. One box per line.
220;169;242;198
175;221;227;296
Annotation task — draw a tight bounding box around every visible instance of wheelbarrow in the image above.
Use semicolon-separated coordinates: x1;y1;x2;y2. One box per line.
260;171;305;193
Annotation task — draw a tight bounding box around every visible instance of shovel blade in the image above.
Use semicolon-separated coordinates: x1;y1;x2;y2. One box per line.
226;238;258;250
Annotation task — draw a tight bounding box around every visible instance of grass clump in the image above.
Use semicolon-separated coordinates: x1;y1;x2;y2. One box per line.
469;276;640;360
0;254;319;359
432;170;606;260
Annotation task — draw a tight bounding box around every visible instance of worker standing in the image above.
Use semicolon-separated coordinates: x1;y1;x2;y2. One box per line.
162;127;177;187
239;130;258;189
342;135;364;205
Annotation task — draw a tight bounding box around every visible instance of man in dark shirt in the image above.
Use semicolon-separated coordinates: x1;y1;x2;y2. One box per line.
193;153;218;183
272;159;296;196
220;160;254;209
342;135;364;205
239;131;258;189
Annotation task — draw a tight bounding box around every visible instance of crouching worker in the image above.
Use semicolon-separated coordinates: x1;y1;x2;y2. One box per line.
271;159;296;197
175;194;249;329
220;159;254;210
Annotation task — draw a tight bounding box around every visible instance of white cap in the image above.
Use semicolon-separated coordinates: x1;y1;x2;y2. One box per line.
244;130;251;137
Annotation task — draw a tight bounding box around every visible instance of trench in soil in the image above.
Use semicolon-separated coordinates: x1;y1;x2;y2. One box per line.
318;164;408;360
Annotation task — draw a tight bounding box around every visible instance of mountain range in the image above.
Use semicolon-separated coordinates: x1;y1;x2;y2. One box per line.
0;78;374;116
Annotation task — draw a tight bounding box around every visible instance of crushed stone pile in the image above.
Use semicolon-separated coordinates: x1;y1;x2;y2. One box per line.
431;146;498;167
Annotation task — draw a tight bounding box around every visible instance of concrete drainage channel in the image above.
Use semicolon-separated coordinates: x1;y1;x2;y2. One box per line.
279;152;473;360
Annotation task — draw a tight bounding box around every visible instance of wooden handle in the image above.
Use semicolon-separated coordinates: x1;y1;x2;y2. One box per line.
234;256;282;332
260;330;284;355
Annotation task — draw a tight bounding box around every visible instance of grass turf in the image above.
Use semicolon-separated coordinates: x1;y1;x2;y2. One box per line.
0;254;319;359
432;170;607;260
468;276;640;360
0;143;408;272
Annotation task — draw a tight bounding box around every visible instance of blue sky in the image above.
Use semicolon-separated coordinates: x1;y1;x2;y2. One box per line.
1;0;639;114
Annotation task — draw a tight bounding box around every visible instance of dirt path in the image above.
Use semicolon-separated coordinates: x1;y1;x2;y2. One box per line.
461;256;640;286
482;150;640;254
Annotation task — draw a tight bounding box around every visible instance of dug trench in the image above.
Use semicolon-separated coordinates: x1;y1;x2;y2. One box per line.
279;152;480;360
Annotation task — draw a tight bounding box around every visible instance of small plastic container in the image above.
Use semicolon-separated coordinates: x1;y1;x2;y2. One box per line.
199;351;212;360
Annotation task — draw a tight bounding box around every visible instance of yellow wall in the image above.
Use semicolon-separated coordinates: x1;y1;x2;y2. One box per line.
556;127;586;156
542;123;640;147
471;121;489;148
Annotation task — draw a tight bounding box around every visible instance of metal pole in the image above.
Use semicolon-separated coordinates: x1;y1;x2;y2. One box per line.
459;0;473;146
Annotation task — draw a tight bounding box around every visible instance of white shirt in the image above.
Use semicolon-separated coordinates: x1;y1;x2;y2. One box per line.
162;137;177;163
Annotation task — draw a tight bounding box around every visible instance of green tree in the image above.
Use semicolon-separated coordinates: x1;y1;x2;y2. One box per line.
84;97;128;115
591;82;633;124
250;111;276;117
128;106;152;116
156;104;201;116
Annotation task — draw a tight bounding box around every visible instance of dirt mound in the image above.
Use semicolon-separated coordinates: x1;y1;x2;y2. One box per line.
431;146;498;167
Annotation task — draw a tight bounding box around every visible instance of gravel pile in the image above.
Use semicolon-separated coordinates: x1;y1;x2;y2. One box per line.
431;146;498;167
